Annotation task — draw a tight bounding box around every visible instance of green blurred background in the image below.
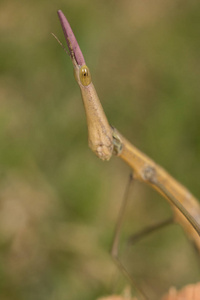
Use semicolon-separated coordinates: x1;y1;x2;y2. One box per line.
0;0;200;299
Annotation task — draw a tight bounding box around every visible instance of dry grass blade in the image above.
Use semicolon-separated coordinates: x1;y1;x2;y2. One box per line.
97;282;200;300
97;297;137;300
97;287;138;300
162;282;200;300
97;296;138;300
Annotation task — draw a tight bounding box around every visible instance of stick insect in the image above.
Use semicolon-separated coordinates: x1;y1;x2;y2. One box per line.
56;10;200;300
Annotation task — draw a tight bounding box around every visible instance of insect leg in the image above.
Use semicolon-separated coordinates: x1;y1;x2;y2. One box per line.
127;217;174;246
110;172;149;300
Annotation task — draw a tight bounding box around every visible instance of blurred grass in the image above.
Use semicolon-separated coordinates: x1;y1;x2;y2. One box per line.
0;0;200;299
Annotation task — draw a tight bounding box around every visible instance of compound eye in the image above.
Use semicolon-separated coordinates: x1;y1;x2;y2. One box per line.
79;65;91;86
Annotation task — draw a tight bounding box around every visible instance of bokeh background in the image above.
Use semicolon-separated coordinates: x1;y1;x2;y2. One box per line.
0;0;200;299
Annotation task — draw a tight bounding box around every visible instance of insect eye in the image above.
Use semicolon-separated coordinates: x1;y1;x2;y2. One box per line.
79;65;91;86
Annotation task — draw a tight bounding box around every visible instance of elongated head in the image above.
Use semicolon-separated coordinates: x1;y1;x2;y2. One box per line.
57;10;114;161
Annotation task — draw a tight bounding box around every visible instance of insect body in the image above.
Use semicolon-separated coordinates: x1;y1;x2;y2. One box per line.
56;9;200;299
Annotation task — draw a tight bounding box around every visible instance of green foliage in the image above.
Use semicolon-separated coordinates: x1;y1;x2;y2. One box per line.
0;1;200;300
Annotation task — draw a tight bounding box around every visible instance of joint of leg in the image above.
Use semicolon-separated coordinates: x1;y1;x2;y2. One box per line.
142;165;157;184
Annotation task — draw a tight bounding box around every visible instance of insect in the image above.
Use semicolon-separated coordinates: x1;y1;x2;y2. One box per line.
56;10;200;300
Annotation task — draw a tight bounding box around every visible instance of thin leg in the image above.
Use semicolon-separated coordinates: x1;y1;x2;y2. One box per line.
110;173;199;299
110;173;149;300
128;217;174;246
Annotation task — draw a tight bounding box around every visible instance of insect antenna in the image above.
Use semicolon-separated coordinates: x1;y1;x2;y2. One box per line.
51;32;70;56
